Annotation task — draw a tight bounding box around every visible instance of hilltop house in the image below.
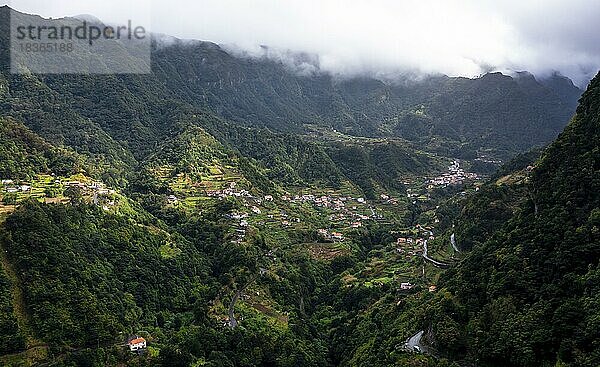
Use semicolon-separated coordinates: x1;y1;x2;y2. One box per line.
128;337;147;352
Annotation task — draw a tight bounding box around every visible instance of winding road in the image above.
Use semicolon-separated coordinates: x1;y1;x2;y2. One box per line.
405;330;425;352
228;290;241;327
451;233;459;253
422;240;449;268
228;275;259;328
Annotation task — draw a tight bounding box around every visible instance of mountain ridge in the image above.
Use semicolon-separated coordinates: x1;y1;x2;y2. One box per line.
1;5;584;162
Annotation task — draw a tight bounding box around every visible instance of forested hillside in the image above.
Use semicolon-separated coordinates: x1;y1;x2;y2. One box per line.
0;6;442;194
152;41;581;159
0;6;583;174
424;73;600;366
0;118;81;180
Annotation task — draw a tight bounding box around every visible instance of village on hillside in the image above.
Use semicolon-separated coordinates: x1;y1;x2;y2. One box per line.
0;174;120;215
0;157;478;331
426;160;479;188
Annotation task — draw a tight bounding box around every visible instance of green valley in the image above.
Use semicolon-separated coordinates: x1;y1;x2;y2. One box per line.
0;5;598;367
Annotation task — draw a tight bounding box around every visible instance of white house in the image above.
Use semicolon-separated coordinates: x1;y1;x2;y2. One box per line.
331;232;344;241
128;337;147;352
400;282;414;290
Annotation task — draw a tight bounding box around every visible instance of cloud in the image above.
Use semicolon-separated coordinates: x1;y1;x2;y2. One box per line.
6;0;600;86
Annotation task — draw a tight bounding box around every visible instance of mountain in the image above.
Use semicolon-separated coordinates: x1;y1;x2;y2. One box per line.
0;6;442;195
423;73;600;366
152;41;582;159
539;72;584;109
1;6;583;168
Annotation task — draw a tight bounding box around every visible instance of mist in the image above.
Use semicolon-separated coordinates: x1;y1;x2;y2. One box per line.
7;0;600;86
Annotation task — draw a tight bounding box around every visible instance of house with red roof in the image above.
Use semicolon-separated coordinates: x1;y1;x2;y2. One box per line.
128;337;147;352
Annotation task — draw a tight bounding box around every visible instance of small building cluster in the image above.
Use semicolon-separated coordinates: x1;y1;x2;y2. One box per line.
427;160;479;188
317;228;344;242
205;182;252;199
2;179;32;194
1;176;117;210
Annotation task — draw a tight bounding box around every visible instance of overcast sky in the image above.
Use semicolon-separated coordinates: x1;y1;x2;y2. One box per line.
6;0;600;86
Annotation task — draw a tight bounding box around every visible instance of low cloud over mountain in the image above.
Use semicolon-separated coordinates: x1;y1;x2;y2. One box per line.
7;0;600;86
